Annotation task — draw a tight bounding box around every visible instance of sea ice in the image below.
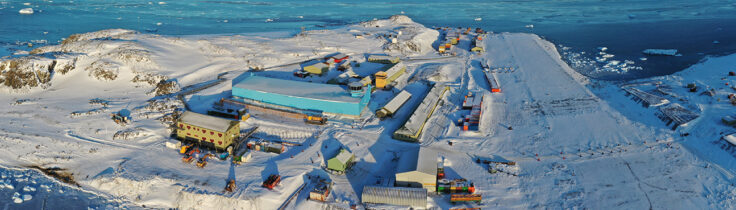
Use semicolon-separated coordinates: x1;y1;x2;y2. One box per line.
22;186;36;192
18;8;33;15
22;194;32;201
11;192;21;203
643;49;678;56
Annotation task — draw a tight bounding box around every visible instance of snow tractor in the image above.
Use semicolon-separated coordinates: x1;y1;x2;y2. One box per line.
111;109;131;125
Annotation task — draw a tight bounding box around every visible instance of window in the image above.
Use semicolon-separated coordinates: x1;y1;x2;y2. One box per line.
202;129;207;134
186;125;191;129
201;137;206;141
210;131;214;135
179;123;183;128
218;133;223;137
218;141;222;145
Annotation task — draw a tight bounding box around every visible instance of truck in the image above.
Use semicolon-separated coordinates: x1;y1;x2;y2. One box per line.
263;174;281;189
376;90;412;118
450;194;481;204
305;115;327;125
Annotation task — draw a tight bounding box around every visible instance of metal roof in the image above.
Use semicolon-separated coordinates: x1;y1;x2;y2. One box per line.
383;90;412;113
334;148;354;164
385;62;405;76
179;111;236;132
394;85;448;138
233;75;361;103
397;147;438;176
362;186;427;208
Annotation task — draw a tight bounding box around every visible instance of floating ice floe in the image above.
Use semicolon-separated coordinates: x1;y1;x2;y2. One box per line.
525;24;534;28
265;18;273;22
158;1;166;5
156;22;162;26
23;185;36;192
643;49;678;56
640;57;647;61
22;194;32;201
12;192;22;204
598;47;608;51
297;16;303;19
713;40;720;44
23;2;31;6
19;8;33;15
475;17;482;21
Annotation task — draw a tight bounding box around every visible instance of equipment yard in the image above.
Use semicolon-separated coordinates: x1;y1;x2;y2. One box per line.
0;15;735;209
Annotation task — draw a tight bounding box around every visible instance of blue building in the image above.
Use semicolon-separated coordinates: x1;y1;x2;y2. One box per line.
231;75;371;119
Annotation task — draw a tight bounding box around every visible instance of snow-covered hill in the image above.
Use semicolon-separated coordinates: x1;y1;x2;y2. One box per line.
0;15;734;209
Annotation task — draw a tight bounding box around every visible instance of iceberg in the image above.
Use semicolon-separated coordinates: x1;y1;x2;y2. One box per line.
19;8;34;15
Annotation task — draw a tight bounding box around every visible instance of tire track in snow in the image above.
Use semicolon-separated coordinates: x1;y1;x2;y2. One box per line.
623;160;653;210
65;130;142;150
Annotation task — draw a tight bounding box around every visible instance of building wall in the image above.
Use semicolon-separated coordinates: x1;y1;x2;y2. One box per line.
176;121;238;150
327;158;346;171
395;171;436;192
232;86;370;117
304;65;327;75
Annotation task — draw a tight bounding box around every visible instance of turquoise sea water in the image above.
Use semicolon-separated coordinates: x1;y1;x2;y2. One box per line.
2;0;736;79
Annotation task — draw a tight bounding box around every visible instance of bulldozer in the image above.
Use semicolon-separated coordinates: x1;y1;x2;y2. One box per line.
182;148;200;163
305;115;326;125
196;154;213;168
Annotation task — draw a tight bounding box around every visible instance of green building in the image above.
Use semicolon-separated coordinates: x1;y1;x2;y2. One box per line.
327;148;355;172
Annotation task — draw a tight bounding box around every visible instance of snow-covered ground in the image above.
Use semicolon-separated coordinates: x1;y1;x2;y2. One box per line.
0;15;735;209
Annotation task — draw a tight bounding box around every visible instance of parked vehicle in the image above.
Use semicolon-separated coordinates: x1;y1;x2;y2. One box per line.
263;174;281;189
305;115;327;125
294;70;310;78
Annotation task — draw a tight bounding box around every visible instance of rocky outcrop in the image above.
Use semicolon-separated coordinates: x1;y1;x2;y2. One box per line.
1;29;159;90
0;57;55;89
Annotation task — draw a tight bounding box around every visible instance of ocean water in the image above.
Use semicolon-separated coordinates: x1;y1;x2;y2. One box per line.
2;0;736;79
0;166;120;209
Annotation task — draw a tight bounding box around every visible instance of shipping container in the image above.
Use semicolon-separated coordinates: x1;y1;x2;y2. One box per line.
265;143;285;154
485;71;501;93
450;194;481;204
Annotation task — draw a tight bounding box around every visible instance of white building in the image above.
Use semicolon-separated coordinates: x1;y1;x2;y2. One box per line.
395;147;438;192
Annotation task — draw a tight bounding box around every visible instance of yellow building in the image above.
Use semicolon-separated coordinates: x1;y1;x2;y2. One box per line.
303;63;329;75
374;62;406;89
176;111;240;151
